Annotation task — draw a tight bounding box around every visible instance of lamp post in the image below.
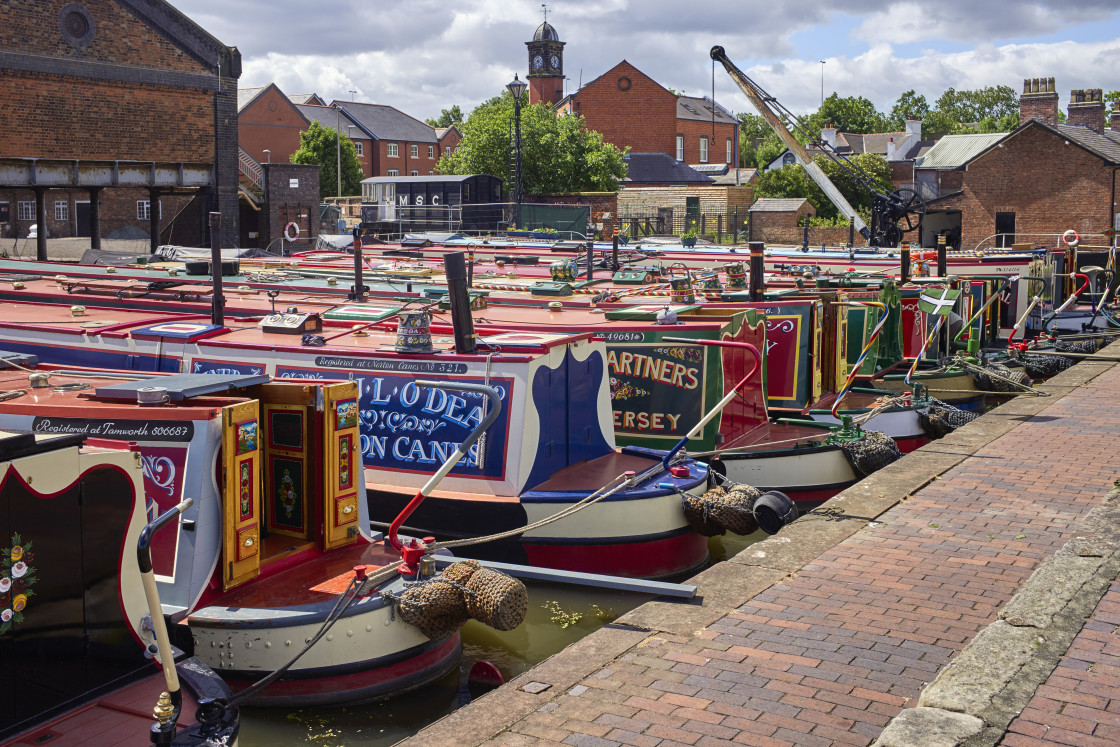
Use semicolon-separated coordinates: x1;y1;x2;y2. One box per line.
335;104;344;197
262;149;270;164
819;60;825;106
506;74;527;210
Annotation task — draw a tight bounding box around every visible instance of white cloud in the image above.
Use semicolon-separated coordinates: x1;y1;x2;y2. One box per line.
170;0;1120;122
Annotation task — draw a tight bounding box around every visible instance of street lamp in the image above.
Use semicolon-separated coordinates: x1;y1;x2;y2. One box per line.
335;104;342;197
262;149;270;164
506;74;527;208
819;60;826;106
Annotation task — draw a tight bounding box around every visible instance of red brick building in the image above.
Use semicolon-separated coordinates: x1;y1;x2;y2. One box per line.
239;84;310;169
555;58;738;171
0;0;241;254
924;79;1120;251
526;21;565;106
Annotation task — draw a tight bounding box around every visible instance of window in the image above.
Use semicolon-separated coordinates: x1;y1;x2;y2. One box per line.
727;138;733;164
429;170;435;176
428;145;434;159
387;143;399;157
137;200;160;221
54;200;68;221
675;135;684;161
17;201;34;221
354;140;364;156
387;169;399;176
410;144;418;158
411;169;419;176
700;137;709;163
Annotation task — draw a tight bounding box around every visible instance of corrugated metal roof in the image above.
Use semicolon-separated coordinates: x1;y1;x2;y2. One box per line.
688;163;728;174
361;174;475;184
749;197;810;212
916;133;1006;169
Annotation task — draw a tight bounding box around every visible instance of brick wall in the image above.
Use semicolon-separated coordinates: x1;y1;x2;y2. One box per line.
262;164;321;251
677;119;736;165
239;86;310;166
933;122;1116;250
377;140;440;178
618;186;753;219
0;0;209;73
564;62;677;155
0;0;242;247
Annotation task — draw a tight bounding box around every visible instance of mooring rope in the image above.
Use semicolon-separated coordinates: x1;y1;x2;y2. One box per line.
428;471;640;550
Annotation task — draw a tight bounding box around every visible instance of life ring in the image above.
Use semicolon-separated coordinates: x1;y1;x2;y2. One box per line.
1062;229;1080;248
284;222;300;241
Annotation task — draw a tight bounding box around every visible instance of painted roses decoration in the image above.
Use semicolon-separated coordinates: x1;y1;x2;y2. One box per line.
1;533;37;635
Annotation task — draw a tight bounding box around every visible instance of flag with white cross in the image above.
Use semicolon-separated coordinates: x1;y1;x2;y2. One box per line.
917;287;960;316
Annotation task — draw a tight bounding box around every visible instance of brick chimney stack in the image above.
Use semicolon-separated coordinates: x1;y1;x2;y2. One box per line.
1068;89;1105;133
1111;102;1120;133
1019;77;1059;125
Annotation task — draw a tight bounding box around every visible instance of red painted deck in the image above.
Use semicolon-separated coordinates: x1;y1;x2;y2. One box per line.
4;671;200;747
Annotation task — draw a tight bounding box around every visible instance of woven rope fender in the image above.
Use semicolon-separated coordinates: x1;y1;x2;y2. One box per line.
681;484;760;537
839;430;902;478
971;362;1031;392
918;399;980;439
385;559;484;640
1055;338;1100;354
464;566;528;631
1021;353;1075;379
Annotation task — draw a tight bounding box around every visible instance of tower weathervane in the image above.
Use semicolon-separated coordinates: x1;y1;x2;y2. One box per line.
542;3;549;23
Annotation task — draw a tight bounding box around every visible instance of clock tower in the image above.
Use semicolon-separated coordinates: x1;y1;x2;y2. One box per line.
525;19;565;106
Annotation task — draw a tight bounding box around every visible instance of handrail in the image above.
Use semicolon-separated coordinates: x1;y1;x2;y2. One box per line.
387;381;501;571
657;337;762;468
237;147;264;192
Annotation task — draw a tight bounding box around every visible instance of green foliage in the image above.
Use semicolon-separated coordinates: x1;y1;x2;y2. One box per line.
737;112;774;167
755;153;891;221
889;90;930;128
933;86;1019;126
426;105;464;128
290;121;364;199
682;220;699;239
804;93;894;135
439;92;627;193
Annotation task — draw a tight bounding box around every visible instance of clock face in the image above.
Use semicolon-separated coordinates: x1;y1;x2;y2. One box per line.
532;55;543;70
550;54;560;69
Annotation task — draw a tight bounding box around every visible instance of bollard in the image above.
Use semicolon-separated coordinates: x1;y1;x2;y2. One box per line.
802;222;809;252
900;242;911;284
585;238;594;280
937;234;947;277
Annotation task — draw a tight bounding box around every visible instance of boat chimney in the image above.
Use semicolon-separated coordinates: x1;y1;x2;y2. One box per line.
349;227;367;301
748;241;765;302
208;212;224;326
444;252;478;354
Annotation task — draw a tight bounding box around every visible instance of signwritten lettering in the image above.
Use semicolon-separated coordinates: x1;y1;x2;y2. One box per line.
606;344;704;439
31;417;194;442
314;356;468;374
276;366;511;479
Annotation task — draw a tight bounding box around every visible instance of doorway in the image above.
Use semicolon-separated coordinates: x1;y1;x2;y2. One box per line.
75;201;91;238
995;212;1015;248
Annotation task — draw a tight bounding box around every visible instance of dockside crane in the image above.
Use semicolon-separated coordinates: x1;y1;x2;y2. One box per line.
711;46;924;248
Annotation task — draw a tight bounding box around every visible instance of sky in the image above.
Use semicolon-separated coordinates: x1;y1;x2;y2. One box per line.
173;0;1120;123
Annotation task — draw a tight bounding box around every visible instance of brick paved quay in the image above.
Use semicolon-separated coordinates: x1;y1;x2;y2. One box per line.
401;349;1120;747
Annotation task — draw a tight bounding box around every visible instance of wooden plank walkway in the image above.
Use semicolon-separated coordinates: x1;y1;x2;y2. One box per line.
402;352;1120;747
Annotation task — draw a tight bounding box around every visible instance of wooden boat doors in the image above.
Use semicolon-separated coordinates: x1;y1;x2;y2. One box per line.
220;381;362;590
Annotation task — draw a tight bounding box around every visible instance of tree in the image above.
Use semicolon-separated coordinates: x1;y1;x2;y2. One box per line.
889;90;930;129
290;121;364;199
426;105;464;128
737;112;775;168
933;86;1019;125
804;93;893;135
754;153;891;221
438;92;628;193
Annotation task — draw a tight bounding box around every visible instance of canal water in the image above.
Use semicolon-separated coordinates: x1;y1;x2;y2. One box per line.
238;530;768;745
